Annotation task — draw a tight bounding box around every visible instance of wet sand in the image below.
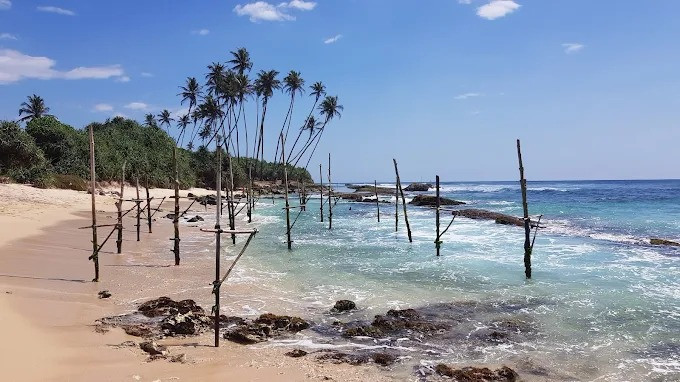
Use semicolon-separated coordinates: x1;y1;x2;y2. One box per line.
0;184;392;382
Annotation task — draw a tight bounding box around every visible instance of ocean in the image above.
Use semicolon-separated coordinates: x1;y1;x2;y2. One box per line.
176;180;680;381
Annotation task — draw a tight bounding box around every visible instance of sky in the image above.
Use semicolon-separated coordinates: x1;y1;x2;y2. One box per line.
1;0;680;182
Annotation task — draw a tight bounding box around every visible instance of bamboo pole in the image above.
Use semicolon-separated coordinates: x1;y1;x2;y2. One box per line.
214;143;222;347
375;180;380;222
435;175;441;256
393;159;412;242
281;134;292;249
172;147;180;266
116;162;126;254
319;164;324;222
517;139;531;279
135;174;141;242
328;153;333;230
145;175;152;233
88;126;99;282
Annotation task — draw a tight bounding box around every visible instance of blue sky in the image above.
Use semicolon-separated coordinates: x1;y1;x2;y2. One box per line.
2;0;680;182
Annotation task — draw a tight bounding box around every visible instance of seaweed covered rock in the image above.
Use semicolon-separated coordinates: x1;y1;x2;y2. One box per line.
224;313;311;345
650;238;680;247
435;364;519;381
317;351;398;367
404;183;432;192
455;209;525;227
331;300;356;313
410;195;465;207
138;297;204;318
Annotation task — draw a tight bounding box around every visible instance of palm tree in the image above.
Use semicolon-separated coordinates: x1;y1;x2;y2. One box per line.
18;94;50;122
188;108;203;149
205;62;226;97
253;70;281;167
287;81;325;158
232;73;252;158
228;47;253;75
295;95;343;168
144;113;158;128
157;109;174;136
275;70;305;162
177;114;191;146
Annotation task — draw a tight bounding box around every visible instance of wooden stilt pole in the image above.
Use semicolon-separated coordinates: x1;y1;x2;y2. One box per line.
227;149;236;244
88;126;99;282
214;143;222;347
247;165;252;223
328;153;333;230
172;147;180;266
517;139;532;279
136;174;141;242
375;180;380;222
319;164;324;222
395;174;399;232
145;175;152;233
281;134;292;249
435;175;441;256
116;162;126;254
393;159;412;242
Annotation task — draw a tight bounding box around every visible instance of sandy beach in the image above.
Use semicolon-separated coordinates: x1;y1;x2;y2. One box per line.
0;183;392;382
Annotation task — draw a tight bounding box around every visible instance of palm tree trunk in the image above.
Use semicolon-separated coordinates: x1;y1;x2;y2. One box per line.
287;97;319;159
274;98;294;162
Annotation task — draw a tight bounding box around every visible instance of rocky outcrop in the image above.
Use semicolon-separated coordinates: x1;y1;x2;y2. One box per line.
331;300;356;313
455;209;525;227
98;290;111;299
317;350;398;367
346;184;394;195
409;195;465;206
434;364;518;381
404;183;432;192
186;215;204;223
223;313;310;345
650;238;680;247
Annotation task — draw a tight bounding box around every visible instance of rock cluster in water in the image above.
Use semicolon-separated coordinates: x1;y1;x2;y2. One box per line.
434;364;518;381
409;195;465;206
223;313;310;344
404;183;432;192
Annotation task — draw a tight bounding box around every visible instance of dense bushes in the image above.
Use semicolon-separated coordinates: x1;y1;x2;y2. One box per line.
0;116;312;189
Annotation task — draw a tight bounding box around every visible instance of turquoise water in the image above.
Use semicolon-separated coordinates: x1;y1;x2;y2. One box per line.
187;180;680;381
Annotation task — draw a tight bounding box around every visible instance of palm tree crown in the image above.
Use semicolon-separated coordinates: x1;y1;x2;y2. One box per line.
319;96;343;122
310;81;326;101
228;47;253;75
18;94;50;122
283;71;305;98
254;70;281;101
179;77;201;110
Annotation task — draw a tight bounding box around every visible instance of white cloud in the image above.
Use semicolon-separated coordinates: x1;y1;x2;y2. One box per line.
562;43;584;54
455;92;482;100
192;28;210;36
140;72;153;77
93;103;113;112
0;33;17;40
37;6;76;16
477;0;520;20
234;1;316;22
124;102;149;111
324;34;342;44
115;75;131;82
282;0;316;11
0;49;126;84
0;0;11;10
458;0;472;4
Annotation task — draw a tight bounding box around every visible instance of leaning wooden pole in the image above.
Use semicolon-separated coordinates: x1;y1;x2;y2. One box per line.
375;180;380;222
319;164;324;222
116;162;126;254
135;174;141;242
393;159;412;242
247;165;252;223
395;175;399;232
328;153;333;230
435;175;441;256
214;144;222;347
172;147;180;266
517;139;532;279
88;125;99;282
281;134;292;249
145;175;152;233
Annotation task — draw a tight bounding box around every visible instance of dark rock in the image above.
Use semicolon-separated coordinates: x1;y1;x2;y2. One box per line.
410;195;465;207
98;290;112;299
317;351;396;366
404;183;432;192
186;215;204;223
650;238;680;247
285;349;308;358
138;297;204;318
139;341;167;356
123;324;154;338
343;325;384;338
255;313;310;332
455;209;526;227
331;300;356;313
371;352;397;366
187;193;195;198
435;364;518;381
224;326;270;344
165;213;176;220
170;353;187;363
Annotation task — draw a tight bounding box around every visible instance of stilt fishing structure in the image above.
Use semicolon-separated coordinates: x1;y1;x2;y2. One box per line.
145;176;152;233
375;180;380;222
517;139;532;279
319;164;324;222
88;125;99;282
116;162;126;254
135;175;141;242
282;134;292;249
434;175;456;256
171;147;181;265
393;159;412;242
328;153;333;230
395;174;399;232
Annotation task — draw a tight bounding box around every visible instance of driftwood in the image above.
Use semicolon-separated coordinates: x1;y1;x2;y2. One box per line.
393;159;412;242
517;139;531;279
88;125;99;282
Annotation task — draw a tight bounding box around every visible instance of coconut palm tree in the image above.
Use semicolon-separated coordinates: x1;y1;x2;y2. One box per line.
205;62;226;97
228;47;253;75
177;114;191;146
232;73;252;158
188;108;203;149
287;81;325;158
144;113;158;128
295;95;343;168
18;94;51;122
274;71;305;162
157;109;174;136
253;70;281;167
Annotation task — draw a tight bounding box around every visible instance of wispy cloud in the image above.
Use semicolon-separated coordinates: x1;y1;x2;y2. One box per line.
455;92;482;100
115;75;131;83
562;43;584;54
0;0;11;10
37;6;76;16
124;102;149;111
191;28;210;36
458;0;472;4
140;72;153;77
0;33;17;40
476;0;520;20
324;34;342;44
0;49;126;84
233;1;316;22
93;103;113;112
